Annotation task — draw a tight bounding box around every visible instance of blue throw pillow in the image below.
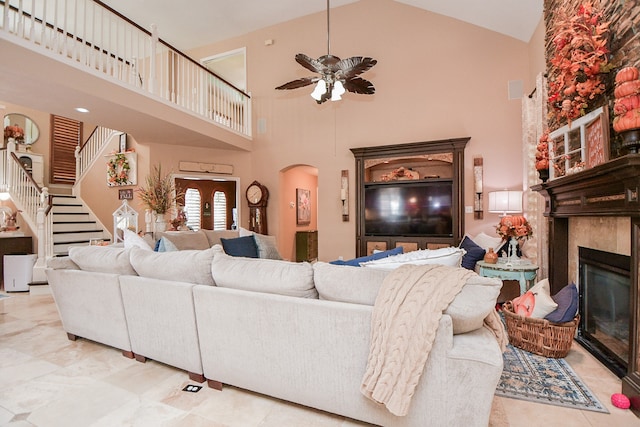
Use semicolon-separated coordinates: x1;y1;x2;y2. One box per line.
220;235;259;258
459;236;486;270
330;246;403;267
545;283;578;323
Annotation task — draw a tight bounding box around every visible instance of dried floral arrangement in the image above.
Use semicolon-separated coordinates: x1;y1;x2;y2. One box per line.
547;2;611;126
496;216;533;241
135;165;182;214
4;125;24;144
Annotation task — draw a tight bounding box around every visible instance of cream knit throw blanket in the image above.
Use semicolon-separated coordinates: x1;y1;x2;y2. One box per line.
360;263;475;416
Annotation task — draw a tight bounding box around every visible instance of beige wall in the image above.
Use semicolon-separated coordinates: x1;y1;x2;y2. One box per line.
188;0;534;260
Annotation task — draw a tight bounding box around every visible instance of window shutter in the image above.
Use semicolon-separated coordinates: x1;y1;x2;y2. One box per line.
184;188;201;231
50;115;81;184
213;191;227;230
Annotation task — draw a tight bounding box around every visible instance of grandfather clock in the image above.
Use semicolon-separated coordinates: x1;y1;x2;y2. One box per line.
246;180;269;235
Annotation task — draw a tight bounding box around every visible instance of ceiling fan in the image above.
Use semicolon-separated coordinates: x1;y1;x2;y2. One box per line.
275;0;377;104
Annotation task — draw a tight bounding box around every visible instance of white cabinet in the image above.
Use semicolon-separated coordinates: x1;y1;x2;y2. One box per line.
17;153;44;187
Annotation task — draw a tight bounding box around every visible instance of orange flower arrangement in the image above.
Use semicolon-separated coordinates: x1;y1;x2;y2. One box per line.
547;2;611;125
496;215;533;241
535;132;549;171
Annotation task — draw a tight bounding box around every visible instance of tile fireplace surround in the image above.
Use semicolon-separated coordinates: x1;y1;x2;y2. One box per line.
533;154;640;418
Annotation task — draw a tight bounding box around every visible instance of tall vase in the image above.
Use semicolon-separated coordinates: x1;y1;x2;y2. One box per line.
155;213;167;233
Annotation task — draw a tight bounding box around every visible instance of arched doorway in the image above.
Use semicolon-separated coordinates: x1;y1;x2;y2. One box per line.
278;165;318;262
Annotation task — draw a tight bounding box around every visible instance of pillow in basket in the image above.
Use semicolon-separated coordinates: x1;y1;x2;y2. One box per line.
545;283;578;323
512;278;557;319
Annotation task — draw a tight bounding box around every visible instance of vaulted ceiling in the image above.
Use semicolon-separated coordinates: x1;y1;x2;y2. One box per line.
102;0;543;50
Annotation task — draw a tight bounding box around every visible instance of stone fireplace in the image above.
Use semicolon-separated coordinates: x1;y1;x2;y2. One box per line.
533;154;640;416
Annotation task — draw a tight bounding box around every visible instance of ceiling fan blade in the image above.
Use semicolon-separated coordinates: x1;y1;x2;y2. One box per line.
295;53;326;74
335;56;377;79
275;77;318;90
343;77;375;95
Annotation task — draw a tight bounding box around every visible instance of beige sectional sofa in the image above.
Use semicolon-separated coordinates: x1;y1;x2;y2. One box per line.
45;231;505;427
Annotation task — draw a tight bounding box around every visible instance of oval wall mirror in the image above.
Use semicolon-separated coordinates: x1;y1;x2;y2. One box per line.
3;113;39;145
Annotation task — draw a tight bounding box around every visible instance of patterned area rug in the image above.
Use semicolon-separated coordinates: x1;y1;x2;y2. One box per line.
495;344;608;413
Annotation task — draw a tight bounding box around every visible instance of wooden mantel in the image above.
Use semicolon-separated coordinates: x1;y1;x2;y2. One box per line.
532;153;640;416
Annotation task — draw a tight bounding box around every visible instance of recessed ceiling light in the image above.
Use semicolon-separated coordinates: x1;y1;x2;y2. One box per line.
75;107;90;113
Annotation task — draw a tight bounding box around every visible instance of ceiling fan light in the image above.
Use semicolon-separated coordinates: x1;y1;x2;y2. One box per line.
331;80;345;101
310;80;327;101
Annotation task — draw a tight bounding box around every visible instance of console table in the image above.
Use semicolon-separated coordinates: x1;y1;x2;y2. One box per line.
477;260;539;295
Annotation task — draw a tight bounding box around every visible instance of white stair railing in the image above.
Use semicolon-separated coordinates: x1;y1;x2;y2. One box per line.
76;126;120;182
0;0;252;138
3;140;52;268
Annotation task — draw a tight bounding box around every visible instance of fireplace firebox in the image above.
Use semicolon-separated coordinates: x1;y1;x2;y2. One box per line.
577;247;630;378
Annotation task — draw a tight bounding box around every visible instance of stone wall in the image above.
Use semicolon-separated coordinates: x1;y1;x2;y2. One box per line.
544;0;640;155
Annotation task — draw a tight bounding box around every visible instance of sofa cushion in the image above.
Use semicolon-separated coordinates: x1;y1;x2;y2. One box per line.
313;262;500;334
201;229;240;247
129;246;216;286
459;236;486;270
68;246;137;275
156;230;210;251
220;235;259;258
314;262;389;304
211;252;318;298
360;247;465;270
329;246;403;267
545;283;578;323
254;233;283;260
238;228;282;260
512;278;557;318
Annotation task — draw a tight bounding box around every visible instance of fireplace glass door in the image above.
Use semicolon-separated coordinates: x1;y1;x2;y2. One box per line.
578;247;630;378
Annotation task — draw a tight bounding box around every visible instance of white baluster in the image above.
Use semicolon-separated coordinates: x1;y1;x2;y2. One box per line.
149;23;157;95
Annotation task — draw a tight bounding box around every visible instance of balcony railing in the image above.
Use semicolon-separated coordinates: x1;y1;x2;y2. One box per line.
0;0;251;138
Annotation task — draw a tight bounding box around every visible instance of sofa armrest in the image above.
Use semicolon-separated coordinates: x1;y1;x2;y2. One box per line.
46;269;131;352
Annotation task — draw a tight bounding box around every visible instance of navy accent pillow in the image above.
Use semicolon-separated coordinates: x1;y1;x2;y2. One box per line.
220;235;259;258
154;239;162;252
459;236;486;270
329;246;403;267
545;283;578;323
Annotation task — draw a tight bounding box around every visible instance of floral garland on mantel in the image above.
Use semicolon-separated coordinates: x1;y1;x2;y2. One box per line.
547;1;612;126
107;151;133;186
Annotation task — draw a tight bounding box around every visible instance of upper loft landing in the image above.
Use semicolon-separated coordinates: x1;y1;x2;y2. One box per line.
0;0;252;151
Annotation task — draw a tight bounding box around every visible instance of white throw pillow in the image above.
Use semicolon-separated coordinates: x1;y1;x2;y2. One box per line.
237;228;282;260
516;278;558;319
123;229;153;251
360;247;465;270
472;232;503;252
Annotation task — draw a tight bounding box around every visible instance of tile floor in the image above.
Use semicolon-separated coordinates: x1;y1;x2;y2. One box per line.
1;292;639;427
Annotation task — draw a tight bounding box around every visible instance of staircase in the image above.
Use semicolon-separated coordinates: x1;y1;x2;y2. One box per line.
51;195;110;255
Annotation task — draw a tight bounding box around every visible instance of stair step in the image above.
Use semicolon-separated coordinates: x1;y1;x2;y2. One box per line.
53;221;98;232
52;213;91;222
53;230;107;243
52;205;86;214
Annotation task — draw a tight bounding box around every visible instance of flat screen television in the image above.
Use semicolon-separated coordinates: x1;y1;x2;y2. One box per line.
364;181;453;237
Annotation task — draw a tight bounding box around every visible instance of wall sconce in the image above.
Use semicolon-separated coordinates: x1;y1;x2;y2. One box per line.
473;157;483;220
488;190;523;216
341;170;349;221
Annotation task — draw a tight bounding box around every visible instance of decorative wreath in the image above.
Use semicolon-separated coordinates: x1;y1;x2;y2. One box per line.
107;153;131;186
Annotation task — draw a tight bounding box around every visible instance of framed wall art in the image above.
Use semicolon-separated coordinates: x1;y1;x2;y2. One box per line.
296;188;311;225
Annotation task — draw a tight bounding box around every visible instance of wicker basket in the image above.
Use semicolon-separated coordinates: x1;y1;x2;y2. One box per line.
502;301;579;358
